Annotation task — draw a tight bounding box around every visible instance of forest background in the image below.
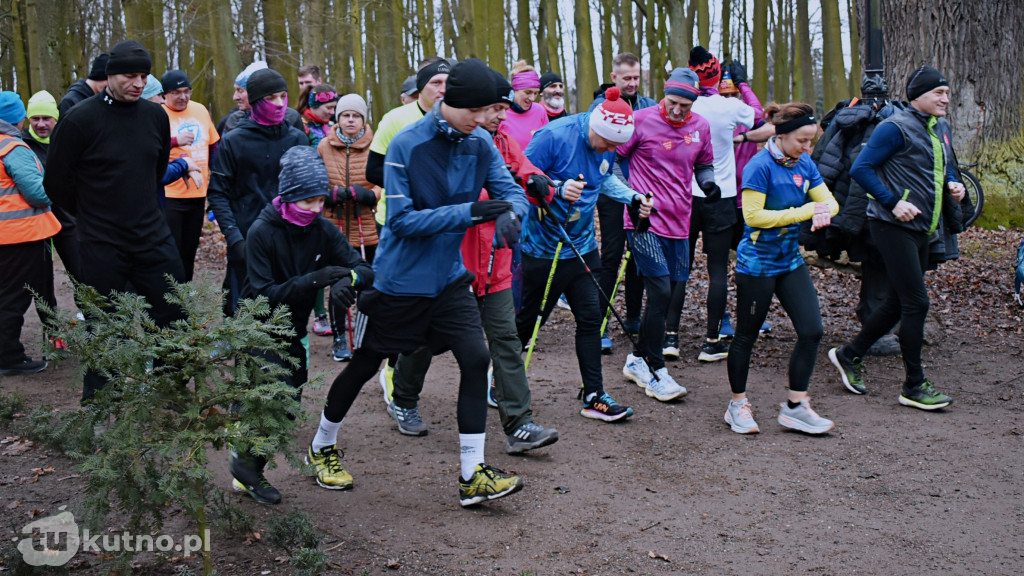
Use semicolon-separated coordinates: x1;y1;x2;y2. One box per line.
0;0;1021;226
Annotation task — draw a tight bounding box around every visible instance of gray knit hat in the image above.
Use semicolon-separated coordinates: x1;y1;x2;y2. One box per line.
335;94;368;120
278;146;329;203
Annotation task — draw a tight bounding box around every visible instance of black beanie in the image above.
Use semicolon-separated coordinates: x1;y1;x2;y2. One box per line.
492;70;514;105
416;59;452;92
246;68;288;104
88;54;109;81
443;58;497;109
278;146;329;203
906;66;948;102
106;40;151;76
161;70;191;94
539;72;562;91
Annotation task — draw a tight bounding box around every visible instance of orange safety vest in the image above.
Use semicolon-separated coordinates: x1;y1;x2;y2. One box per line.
0;135;61;245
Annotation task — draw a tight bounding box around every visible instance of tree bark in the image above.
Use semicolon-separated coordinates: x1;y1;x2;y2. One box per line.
751;0;768;101
772;0;790;102
696;0;710;48
574;0;598;111
846;0;861;97
516;0;533;64
721;0;732;59
819;0;846;107
264;0;297;97
793;0;814;107
666;0;689;70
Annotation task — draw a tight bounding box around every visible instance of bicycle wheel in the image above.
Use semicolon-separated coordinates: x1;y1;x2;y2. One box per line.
960;168;984;227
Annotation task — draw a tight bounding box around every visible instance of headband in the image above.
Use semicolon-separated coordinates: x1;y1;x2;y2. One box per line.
774;114;816;135
511;70;540;91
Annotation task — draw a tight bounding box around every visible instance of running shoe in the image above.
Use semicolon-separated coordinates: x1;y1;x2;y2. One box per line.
899;380;952;411
459;464;523;507
0;357;47;376
305;444;353;490
581;391;634;422
378;362;395;404
229;451;281;504
778;400;834;434
724;398;759;434
387;400;428;436
698;339;729;362
828;346;866;395
556;294;572;311
332;334;352;362
506;422;559;454
662;333;680;359
601;335;613;355
623;353;654;388
719;315;735;338
312;314;332;336
647;368;687;401
486;364;497;408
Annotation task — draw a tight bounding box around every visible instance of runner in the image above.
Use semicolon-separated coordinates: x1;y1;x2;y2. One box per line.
615;68;714;401
725;102;837;436
519;86;652;422
304;59;527;507
828;66;964;411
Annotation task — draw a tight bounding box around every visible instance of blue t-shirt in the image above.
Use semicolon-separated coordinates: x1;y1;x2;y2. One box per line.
737;150;823;277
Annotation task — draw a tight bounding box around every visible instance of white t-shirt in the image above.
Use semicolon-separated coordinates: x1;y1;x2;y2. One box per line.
690;94;755;198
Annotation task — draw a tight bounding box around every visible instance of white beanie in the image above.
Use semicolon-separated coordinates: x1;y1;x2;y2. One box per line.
589;86;635;144
335;94;368;121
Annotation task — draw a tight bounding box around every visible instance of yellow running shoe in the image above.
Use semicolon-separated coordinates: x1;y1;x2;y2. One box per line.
458;464;523;507
305;445;353;490
378;362;394;405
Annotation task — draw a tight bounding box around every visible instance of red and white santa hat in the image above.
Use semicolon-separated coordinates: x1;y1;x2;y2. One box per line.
589;87;635;144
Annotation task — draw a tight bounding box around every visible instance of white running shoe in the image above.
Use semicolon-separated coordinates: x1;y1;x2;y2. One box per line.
724;398;760;434
646;367;687;401
778;399;834;435
623;353;654;388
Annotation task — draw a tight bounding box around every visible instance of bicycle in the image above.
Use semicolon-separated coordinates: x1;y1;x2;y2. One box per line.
957;162;984;227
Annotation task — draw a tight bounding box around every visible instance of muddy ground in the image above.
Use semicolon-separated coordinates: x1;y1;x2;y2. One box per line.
1;227;1022;575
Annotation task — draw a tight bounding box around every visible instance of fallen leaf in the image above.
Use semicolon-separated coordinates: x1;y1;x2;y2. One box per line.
7;500;20;509
386;558;401;569
2;438;33;455
648;550;671;562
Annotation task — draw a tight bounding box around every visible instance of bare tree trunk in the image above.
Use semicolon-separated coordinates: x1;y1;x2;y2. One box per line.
516;0;533;63
618;1;636;56
773;0;790;102
846;0;861;97
304;0;327;72
574;0;598;111
599;0;613;77
8;0;30;98
751;0;768;100
485;0;506;74
440;0;456;57
820;0;846;106
237;0;258;66
545;0;560;74
666;0;689;70
264;0;297;96
696;0;710;48
351;0;365;96
721;0;732;58
793;0;814;106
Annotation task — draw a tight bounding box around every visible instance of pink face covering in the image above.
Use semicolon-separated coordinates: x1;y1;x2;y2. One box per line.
273;196;320;226
251;94;289;126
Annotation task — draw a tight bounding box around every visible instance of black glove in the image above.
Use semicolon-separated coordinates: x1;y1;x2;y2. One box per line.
330;275;357;309
351;184;377;207
700;181;723;203
492;210;521;249
730;60;749;85
229;240;247;266
506;165;524;186
526;174;554;200
309;266;350;288
627;195;656;234
470;200;513;223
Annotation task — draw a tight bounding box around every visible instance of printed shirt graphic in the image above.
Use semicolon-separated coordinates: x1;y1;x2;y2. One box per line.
164;100;220;199
736;150;823;277
616;107;714;239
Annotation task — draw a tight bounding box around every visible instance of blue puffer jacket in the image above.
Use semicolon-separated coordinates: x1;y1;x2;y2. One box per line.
371;103;529;297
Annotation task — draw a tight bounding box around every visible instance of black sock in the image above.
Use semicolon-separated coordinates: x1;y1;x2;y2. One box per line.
787;400;802;409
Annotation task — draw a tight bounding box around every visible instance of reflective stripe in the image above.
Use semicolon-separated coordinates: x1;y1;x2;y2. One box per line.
0;186;20;196
0;136;61;244
0;206;44;221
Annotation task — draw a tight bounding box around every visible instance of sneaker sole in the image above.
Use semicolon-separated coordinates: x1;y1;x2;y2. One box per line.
724;412;759;434
898;395;952;411
580;407;633;422
231;478;281;504
333;353;352;362
386;405;428;437
303;455;354;490
0;362;48;376
663;348;680;359
460;479;524;507
623;366;650;388
645;385;687;402
506;431;560;454
698;351;728;362
828;347;866;395
778;414;834;435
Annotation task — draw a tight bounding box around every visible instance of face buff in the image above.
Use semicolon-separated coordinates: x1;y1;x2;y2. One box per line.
273;196;319;226
251;94;289;126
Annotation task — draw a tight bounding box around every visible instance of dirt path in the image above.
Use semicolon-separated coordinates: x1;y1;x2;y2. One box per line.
1;228;1022;575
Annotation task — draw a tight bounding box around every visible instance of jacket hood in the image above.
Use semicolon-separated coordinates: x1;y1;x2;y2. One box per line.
0;120;22;138
834;105;875;131
324;124;374;151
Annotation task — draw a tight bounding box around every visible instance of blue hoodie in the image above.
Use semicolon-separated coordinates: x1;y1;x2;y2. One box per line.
372;104;529;297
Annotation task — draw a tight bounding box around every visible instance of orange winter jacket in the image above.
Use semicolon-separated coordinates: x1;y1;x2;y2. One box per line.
317;126;380;249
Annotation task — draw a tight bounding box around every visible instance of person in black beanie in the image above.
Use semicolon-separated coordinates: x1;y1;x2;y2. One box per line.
58;53;109;117
828;65;965;411
306;58;529;507
539;71;567;119
208;67;308;315
45;39;187;403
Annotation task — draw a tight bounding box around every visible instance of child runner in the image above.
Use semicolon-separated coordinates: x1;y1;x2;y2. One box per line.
305;59;528;507
725;102;838;435
231;145;372;504
615;68;715;401
519;87;652;422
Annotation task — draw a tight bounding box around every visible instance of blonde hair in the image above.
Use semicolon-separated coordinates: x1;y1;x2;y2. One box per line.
511;60;535;77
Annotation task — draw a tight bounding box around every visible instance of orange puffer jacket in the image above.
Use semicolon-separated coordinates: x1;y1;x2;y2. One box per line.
317;125;380;248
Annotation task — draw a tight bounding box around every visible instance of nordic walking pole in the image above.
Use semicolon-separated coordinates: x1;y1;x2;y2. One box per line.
599;249;630;336
348;187;370;353
524;233;562;372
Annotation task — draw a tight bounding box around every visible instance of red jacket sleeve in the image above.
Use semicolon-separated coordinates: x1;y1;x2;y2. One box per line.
496;126;555;206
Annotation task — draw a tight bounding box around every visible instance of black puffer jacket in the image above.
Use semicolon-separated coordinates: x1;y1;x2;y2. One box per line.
804;99;904;261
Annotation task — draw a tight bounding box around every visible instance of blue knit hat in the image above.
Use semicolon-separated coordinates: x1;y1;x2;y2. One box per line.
664;68;701;101
235;61;269;89
141;74;163;100
278;146;329;203
0;92;26;124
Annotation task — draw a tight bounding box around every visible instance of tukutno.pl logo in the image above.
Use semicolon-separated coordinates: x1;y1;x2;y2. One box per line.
18;506;209;567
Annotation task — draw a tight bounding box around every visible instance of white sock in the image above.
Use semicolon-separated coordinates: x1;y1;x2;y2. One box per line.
459;433;486;481
311;412;343;452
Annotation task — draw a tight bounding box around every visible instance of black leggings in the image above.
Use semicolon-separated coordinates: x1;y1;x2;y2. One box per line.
597;195;643;323
683;223;732;339
727;265;823;395
164;197;206;282
844;220;931;385
636;274;671;371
